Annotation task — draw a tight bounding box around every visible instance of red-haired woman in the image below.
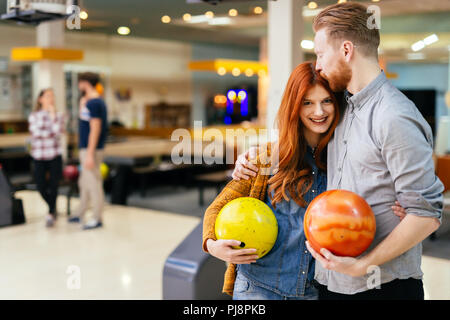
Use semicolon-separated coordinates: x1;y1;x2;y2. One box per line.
202;62;340;300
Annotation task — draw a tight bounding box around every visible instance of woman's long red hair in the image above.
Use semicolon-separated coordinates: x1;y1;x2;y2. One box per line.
268;62;340;208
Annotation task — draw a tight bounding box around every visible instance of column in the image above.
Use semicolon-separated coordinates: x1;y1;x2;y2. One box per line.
266;0;304;132
33;20;67;160
257;37;268;127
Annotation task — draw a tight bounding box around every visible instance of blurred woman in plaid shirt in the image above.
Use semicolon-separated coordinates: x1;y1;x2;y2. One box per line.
28;88;65;227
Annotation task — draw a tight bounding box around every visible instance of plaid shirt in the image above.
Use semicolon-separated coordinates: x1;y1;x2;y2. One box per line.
28;110;65;161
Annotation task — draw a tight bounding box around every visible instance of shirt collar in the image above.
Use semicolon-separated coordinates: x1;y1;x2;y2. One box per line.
345;70;387;110
305;145;317;165
306;144;315;155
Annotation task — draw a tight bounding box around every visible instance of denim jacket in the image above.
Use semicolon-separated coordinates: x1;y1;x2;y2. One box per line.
237;146;326;297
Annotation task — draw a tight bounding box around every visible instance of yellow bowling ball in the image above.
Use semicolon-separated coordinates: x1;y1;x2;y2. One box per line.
215;197;278;259
100;163;109;180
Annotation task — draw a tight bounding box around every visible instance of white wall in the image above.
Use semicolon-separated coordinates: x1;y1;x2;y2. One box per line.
0;25;34;120
65;32;192;128
0;24;192;127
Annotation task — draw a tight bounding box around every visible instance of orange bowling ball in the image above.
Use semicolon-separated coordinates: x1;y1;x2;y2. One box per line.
304;189;376;257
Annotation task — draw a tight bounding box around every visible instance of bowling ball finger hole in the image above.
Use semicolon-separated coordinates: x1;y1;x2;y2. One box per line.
239;242;246;248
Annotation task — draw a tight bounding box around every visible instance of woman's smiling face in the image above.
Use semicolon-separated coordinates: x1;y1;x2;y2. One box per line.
300;84;336;140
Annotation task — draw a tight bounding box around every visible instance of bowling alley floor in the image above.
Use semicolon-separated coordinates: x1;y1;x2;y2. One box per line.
0;189;449;300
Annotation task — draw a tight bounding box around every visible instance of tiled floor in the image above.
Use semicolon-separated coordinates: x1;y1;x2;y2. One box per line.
0;190;448;299
0;191;200;299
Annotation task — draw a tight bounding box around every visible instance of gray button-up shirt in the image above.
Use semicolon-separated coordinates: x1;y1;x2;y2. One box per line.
315;71;444;294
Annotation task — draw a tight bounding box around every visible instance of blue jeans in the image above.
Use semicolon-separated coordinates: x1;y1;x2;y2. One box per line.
233;271;318;300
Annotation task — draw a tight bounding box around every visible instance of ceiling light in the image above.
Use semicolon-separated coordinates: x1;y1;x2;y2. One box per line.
229;9;238;17
253;7;263;15
117;26;130;35
338;0;347;3
205;11;214;19
161;15;171;23
303;8;322;17
209;17;231;26
411;40;425;52
301;40;314;50
245;69;254;77
232;68;241;77
423;34;438;46
258;69;266;77
308;2;318;9
372;0;380;2
79;11;88;20
187;15;210;24
183;13;192;22
407;52;425;60
217;67;226;76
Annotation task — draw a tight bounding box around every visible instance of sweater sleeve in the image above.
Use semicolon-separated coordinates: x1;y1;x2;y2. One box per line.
202;178;252;253
202;143;273;253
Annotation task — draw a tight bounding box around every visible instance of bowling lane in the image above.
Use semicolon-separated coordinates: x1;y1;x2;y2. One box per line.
0;191;200;299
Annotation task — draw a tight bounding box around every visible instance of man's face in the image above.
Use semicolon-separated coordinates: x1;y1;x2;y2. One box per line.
78;81;89;96
314;28;352;92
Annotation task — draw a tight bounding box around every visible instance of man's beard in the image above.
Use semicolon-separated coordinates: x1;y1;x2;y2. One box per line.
321;58;352;92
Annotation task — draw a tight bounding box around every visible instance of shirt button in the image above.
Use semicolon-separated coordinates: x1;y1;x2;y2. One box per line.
312;190;315;193
343;140;347;145
338;168;342;172
302;271;306;275
312;171;315;175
